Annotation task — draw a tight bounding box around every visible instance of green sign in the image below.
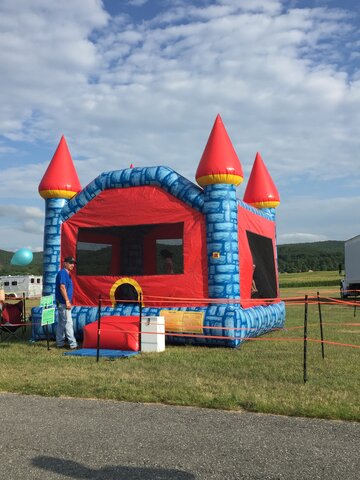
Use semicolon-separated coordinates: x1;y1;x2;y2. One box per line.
40;295;54;307
41;307;55;326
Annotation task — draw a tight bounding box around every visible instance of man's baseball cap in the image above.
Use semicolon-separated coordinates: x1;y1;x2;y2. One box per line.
64;256;76;264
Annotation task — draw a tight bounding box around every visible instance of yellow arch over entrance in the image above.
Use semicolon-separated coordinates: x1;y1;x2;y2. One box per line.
109;278;144;307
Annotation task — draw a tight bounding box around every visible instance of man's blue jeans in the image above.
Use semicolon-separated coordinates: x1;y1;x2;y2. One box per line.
56;304;77;348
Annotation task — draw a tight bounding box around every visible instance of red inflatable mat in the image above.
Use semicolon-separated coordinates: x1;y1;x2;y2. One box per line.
83;316;140;352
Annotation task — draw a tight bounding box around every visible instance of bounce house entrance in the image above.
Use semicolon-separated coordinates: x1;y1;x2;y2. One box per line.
115;283;138;304
246;230;277;298
114;283;139;305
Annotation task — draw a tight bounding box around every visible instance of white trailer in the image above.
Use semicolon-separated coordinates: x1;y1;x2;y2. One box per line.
0;275;43;298
340;235;360;298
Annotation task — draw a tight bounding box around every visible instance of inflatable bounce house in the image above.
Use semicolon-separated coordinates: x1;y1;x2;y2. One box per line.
32;115;285;347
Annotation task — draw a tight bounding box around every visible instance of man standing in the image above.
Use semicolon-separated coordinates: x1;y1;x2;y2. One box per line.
55;256;78;349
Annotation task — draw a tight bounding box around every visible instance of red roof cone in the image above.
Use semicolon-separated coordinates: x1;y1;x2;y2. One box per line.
243;152;280;208
195;114;243;187
39;135;82;199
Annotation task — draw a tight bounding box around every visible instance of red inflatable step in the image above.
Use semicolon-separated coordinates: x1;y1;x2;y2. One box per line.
83;316;140;352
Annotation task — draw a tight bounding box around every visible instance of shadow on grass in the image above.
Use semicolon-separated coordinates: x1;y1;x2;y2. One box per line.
32;456;195;479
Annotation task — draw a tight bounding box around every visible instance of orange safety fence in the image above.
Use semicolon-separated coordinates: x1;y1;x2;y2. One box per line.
31;319;359;332
83;293;360;307
82;327;360;349
29;292;359;350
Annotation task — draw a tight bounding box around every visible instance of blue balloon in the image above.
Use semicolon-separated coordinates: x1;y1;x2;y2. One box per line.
11;248;33;266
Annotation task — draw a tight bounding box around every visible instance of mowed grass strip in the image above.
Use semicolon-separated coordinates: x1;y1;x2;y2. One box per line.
0;279;359;421
279;270;342;288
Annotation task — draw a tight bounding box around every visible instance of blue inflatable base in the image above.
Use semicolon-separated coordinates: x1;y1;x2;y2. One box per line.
32;301;286;348
63;348;139;358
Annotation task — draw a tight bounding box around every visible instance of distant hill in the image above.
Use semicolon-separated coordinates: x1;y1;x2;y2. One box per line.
0;240;345;276
277;241;344;273
0;250;43;276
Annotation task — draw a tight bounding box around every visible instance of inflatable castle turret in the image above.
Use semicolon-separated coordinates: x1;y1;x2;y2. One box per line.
195;114;243;300
38;136;82;297
243;152;280;221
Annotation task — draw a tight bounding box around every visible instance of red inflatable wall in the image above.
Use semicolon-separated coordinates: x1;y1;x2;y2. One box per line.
61;186;208;306
238;204;279;307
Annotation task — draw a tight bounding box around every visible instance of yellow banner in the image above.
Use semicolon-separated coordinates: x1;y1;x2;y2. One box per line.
160;310;204;334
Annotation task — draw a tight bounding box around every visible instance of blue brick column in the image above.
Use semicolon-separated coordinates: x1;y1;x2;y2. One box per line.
261;207;276;221
42;198;67;296
203;184;240;299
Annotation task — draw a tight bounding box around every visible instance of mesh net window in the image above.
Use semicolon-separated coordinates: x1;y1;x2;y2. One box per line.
246;230;278;298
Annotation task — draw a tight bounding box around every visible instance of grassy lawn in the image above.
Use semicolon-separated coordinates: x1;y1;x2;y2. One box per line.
0;271;359;421
279;270;342;288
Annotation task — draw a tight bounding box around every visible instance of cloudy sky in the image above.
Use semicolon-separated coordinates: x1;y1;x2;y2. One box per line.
0;0;359;252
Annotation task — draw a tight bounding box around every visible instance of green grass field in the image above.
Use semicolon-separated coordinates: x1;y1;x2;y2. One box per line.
279;270;342;287
0;271;358;421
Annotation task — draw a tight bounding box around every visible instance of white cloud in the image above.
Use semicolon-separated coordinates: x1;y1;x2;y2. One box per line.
0;204;44;250
0;0;108;141
127;0;149;6
0;225;43;251
0;204;43;218
0;0;359;251
278;232;328;244
277;195;360;244
0;164;47;198
0;223;43;250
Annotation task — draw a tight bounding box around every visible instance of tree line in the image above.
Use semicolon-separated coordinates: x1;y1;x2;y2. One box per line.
277;241;344;273
0;240;345;276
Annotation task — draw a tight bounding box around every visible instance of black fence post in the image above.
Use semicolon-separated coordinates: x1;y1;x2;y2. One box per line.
303;294;308;384
96;295;102;363
43;300;50;351
354;291;357;318
317;291;325;359
46;323;50;351
22;292;26;333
